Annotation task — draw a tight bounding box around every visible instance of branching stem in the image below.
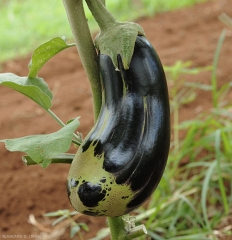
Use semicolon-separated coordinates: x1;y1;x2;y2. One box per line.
46;109;82;145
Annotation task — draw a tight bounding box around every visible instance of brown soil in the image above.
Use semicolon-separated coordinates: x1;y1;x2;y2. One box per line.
0;0;232;239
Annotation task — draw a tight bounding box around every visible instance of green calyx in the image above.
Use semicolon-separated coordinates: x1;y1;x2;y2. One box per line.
85;0;145;70
95;20;145;70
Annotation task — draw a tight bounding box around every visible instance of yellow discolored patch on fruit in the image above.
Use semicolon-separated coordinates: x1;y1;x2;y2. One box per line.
67;141;135;217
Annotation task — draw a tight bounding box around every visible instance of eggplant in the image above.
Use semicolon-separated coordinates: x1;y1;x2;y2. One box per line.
67;36;170;217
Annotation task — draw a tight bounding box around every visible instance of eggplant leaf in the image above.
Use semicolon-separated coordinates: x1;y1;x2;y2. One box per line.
0;118;80;168
0;73;52;109
28;36;75;78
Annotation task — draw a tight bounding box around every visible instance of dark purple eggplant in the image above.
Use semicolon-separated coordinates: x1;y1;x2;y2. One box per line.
67;36;170;217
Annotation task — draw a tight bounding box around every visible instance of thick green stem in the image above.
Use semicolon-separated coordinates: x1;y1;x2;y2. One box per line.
108;217;126;240
62;0;102;120
85;0;116;31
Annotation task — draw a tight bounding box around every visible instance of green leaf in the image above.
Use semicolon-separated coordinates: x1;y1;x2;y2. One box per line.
28;36;75;78
0;73;53;109
0;118;80;168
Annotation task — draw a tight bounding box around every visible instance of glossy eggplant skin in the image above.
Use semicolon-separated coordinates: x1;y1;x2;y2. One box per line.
67;36;170;217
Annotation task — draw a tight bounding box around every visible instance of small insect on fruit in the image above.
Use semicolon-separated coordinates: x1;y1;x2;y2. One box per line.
67;36;170;217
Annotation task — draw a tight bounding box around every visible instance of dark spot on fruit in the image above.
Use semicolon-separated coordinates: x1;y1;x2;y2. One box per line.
108;187;111;191
83;210;104;216
122;196;129;199
100;178;106;183
93;140;103;157
70;178;79;188
78;182;106;207
82;140;92;152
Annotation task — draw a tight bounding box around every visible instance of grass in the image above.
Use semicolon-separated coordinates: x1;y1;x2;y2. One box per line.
0;0;208;63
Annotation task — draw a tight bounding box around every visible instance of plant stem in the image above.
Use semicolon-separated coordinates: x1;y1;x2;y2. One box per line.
85;0;116;31
62;0;102;120
23;153;74;166
47;109;82;145
100;0;105;5
47;109;67;128
108;217;126;240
